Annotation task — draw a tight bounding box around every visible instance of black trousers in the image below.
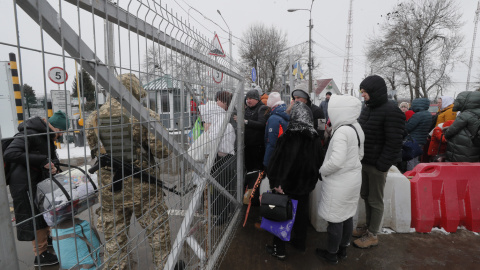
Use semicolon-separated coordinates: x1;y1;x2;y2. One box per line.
272;193;310;252
210;154;236;225
244;144;265;172
326;217;353;254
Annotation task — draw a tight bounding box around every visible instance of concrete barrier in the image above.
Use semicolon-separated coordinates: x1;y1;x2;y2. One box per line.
310;165;411;233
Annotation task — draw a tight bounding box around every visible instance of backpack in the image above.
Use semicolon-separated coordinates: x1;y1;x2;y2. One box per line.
1;137;14;185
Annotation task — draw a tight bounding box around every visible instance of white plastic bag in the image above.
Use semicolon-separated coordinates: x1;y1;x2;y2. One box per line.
188;131;213;162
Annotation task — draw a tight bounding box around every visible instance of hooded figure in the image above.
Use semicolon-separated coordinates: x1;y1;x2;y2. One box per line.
354;75;405;249
444;91;480;162
291;89;325;132
266;102;323;259
316;94;365;263
435;95;457;127
319;95;365;223
406;98;432;146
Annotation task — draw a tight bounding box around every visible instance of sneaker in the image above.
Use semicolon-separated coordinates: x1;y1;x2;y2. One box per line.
353;230;378;249
352;225;368;238
33;250;59;266
266;244;286;260
337;246;347;259
315;248;338;265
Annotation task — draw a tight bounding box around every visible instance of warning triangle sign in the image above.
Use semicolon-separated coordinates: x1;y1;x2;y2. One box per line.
209;33;226;57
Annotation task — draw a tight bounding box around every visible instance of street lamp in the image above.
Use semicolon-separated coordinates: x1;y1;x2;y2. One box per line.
288;0;315;94
217;10;233;89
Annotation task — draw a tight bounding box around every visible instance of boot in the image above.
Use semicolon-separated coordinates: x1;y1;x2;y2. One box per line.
353;230;378;249
337;246;347;259
266;244;286;260
315;248;338;265
33;250;59;267
352;225;368;238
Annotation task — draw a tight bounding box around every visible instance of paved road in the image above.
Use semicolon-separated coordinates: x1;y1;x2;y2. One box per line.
219;206;480;270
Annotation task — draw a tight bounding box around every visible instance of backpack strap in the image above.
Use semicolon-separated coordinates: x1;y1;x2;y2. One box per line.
345;124;361;148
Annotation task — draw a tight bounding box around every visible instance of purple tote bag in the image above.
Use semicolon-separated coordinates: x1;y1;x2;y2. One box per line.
260;199;298;241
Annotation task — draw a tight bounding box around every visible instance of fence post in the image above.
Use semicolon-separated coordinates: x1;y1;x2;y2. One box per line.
0;127;20;270
236;81;245;202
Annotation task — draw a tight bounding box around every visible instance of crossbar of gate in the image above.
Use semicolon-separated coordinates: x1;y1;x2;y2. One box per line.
2;0;245;269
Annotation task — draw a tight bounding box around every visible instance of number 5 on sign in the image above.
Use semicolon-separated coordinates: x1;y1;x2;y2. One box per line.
48;67;68;84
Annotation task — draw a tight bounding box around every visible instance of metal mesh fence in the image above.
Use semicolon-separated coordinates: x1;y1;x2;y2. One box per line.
0;1;244;269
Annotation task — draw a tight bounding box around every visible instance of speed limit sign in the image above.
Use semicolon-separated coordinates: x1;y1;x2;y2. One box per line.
48;67;68;84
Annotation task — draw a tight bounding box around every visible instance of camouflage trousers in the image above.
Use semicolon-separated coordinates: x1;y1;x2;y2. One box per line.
98;196;171;270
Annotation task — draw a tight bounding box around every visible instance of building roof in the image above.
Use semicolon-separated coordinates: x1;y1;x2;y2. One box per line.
314;78;335;95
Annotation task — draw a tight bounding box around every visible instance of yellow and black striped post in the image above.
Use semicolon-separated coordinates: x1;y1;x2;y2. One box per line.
9;53;24;124
47;100;53;117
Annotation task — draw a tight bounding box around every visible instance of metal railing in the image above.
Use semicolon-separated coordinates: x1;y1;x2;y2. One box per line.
0;0;244;269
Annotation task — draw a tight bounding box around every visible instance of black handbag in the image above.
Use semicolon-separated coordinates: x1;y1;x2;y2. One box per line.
260;193;293;221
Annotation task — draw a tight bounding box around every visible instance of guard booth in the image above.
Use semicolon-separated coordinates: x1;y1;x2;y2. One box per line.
0;61;19;138
143;75;197;130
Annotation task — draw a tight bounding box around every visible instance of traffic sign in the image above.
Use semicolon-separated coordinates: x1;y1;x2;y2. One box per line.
51;90;72;117
209;33;226;57
212;69;223;83
48;67;68;84
251;68;256;82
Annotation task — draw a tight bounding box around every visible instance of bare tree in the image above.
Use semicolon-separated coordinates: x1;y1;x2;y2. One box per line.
240;23;288;92
365;0;464;101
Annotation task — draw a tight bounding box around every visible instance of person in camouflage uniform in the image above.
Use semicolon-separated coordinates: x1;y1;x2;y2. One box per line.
85;74;171;269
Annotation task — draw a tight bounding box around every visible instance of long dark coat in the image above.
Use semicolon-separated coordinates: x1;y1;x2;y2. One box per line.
4;117;59;241
267;103;323;196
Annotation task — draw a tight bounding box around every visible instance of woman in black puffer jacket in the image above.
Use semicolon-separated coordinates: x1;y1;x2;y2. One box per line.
444;91;480;162
4;114;66;242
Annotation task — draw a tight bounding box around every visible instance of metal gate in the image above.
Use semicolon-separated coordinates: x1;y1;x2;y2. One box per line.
0;0;244;269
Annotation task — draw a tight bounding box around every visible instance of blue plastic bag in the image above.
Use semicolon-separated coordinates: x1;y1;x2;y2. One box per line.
260;199;298;241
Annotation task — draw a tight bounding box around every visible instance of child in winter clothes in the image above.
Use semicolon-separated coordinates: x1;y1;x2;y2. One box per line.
316;95;365;264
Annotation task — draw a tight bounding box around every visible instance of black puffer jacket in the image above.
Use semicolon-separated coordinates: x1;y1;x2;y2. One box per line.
445;91;480;162
358;75;405;172
4;117;59;241
405;98;432;145
244;101;269;146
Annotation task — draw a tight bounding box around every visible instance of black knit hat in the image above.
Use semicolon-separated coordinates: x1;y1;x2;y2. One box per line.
246;89;260;100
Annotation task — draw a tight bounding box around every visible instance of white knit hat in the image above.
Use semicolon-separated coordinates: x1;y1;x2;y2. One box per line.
267;92;284;108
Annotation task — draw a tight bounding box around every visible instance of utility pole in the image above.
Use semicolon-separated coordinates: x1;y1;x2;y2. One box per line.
288;0;315;94
342;0;354;95
466;0;480;91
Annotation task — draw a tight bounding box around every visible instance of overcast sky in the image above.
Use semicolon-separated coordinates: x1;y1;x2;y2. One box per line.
178;0;480;97
0;0;478;98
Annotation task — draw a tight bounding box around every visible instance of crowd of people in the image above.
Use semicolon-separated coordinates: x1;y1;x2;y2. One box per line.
4;72;480;268
237;75;480;264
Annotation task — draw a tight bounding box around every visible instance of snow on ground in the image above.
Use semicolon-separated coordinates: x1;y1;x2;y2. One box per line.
380;228;396;234
57;143;90;160
430;227;450;235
